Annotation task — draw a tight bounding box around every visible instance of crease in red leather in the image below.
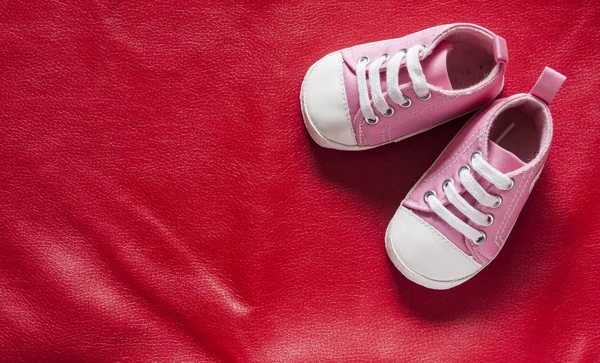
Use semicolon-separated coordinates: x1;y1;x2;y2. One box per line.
0;1;599;362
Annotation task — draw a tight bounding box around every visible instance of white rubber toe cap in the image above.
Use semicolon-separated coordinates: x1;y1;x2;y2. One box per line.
386;206;482;289
301;52;357;147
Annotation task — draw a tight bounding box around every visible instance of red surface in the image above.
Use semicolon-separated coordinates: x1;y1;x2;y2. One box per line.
1;1;599;361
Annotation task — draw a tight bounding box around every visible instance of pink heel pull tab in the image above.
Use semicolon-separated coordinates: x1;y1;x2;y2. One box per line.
493;36;508;64
530;67;566;104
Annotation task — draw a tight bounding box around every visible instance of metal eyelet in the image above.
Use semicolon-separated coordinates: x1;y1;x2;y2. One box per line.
491;196;502;208
380;53;389;62
505;177;515;190
484;213;494;226
358;56;370;64
424;190;436;203
418;44;428;59
442;178;453;190
383;106;395;117
458;165;471;175
418;91;432;101
471;151;482;162
365;116;379;125
473;232;487;245
399;96;412;108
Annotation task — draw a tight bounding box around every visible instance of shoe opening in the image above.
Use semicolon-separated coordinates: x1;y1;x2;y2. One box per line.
489;98;549;163
443;29;498;90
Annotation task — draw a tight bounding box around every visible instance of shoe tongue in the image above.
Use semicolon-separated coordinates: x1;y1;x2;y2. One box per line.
487;140;526;174
421;41;453;90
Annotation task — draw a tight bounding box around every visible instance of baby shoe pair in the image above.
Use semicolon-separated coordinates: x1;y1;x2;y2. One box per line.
300;23;566;289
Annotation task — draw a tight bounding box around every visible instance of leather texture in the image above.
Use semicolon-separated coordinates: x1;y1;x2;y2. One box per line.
1;1;599;361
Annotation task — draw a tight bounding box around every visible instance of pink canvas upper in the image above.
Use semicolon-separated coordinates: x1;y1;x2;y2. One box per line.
401;67;566;265
340;23;508;146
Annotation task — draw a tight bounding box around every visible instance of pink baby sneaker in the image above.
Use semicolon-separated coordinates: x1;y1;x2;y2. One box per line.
386;67;566;290
301;23;509;150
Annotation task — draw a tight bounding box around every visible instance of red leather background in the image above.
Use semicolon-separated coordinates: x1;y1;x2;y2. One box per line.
1;1;599;361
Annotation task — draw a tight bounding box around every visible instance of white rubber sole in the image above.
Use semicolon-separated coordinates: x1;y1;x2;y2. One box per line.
384;222;480;290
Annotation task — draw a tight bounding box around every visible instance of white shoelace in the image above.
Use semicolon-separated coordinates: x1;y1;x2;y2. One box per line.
424;152;515;244
356;45;431;124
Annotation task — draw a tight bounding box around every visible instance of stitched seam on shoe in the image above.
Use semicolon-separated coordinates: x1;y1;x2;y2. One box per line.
494;168;534;248
468;171;528;258
359;91;455;146
402;208;480;268
470;243;486;264
382;94;449;143
469;169;533;260
359;119;367;145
